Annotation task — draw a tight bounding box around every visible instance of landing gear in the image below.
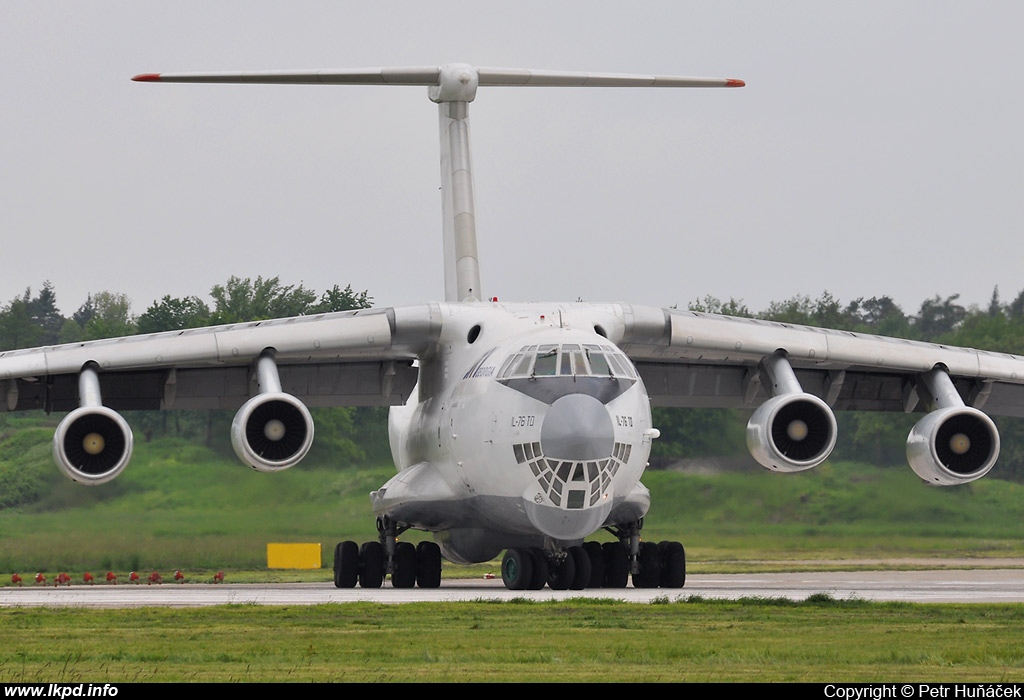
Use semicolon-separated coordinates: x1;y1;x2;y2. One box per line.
358;541;385;588
332;516;443;589
391;541;417;588
497;520;686;591
333;541;359;588
605;519;686;591
546;550;575;590
602;541;629;588
416;541;442;588
583;541;605;587
501;548;533;590
658;540;686;588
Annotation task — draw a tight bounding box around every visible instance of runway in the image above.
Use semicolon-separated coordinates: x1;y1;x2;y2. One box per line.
4;568;1024;607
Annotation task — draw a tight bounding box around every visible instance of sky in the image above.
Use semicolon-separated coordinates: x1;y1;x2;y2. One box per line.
1;2;1022;319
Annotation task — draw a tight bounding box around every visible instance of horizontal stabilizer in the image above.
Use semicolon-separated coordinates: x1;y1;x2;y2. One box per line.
132;65;744;90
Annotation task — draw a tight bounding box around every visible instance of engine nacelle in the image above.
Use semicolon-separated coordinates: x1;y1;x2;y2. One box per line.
747;393;838;472
53;406;134;485
907;406;999;486
231;392;314;472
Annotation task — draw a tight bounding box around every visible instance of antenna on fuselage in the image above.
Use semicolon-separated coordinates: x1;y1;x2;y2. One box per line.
132;65;744;303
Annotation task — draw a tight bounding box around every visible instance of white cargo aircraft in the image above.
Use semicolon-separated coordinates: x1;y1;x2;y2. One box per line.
2;64;1019;591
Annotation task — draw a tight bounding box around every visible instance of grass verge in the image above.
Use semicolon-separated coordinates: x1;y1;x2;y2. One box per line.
1;597;1022;682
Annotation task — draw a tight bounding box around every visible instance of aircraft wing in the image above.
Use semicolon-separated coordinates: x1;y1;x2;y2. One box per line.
0;305;442;414
616;305;1024;418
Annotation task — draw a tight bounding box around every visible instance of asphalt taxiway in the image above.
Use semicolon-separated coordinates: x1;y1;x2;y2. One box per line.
4;567;1024;607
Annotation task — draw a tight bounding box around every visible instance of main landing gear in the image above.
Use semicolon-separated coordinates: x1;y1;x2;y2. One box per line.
500;519;685;591
333;516;442;589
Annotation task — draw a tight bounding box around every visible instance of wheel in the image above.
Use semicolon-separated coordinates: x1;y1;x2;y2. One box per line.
359;541;385;589
568;546;591;590
602;541;629;588
659;540;686;588
333;541;358;588
391;541;417;588
633;541;661;588
527;547;549;590
415;541;442;588
583;541;605;588
501;548;534;590
547;551;576;590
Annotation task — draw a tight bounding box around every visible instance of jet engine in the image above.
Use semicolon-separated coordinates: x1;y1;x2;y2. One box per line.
746;392;838;472
231;392;314;472
53;406;134;485
907;406;999;486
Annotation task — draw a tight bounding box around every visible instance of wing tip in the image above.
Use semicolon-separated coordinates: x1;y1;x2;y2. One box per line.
131;73;162;82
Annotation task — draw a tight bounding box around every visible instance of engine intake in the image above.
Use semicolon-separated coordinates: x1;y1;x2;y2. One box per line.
231;392;314;472
53;406;134;485
747;393;838;472
907;406;999;486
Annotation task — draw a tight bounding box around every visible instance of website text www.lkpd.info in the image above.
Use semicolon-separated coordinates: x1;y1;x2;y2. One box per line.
4;685;117;698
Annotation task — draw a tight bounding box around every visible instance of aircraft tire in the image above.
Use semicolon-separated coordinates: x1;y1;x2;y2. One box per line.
359;541;385;589
333;541;359;588
392;541;417;588
415;541;442;588
527;547;548;590
602;541;629;588
568;546;591;590
502;548;534;591
583;541;605;588
633;541;660;588
547;551;576;590
659;541;686;589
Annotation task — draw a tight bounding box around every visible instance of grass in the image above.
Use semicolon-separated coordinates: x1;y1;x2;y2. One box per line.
1;598;1023;682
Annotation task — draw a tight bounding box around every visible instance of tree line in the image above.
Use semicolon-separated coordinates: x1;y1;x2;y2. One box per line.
0;278;372;348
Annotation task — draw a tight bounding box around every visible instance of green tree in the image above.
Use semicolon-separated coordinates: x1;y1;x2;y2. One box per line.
137;295;211;334
311;284;373;313
843;296;911;337
649;407;747;464
209;276;319;324
835;412;916;466
913;294;966;341
81;291;136;340
0;289;43;350
306;407;365;466
26;281;65;345
687;295;752;318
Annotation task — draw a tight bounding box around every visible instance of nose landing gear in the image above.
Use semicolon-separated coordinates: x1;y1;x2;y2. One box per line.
500;520;685;591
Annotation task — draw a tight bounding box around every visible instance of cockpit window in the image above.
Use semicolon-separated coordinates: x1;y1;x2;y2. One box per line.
499;342;634;379
586;350;610;376
606;353;636;379
533;345;558;376
510;353;532;377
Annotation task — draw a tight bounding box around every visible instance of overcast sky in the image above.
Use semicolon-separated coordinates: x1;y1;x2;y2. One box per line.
2;2;1022;320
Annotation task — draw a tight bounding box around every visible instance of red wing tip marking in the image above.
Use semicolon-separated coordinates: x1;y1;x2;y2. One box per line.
131;73;161;82
726;79;746;88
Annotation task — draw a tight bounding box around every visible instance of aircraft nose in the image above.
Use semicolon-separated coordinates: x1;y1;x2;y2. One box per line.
540;393;614;461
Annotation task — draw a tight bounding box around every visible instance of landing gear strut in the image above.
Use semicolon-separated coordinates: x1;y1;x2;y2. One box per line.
332;516;442;589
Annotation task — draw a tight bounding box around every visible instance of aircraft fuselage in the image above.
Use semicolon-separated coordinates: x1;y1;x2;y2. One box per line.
378;303;655;563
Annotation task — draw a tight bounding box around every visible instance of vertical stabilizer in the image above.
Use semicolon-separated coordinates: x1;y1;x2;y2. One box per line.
431;65;483;302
